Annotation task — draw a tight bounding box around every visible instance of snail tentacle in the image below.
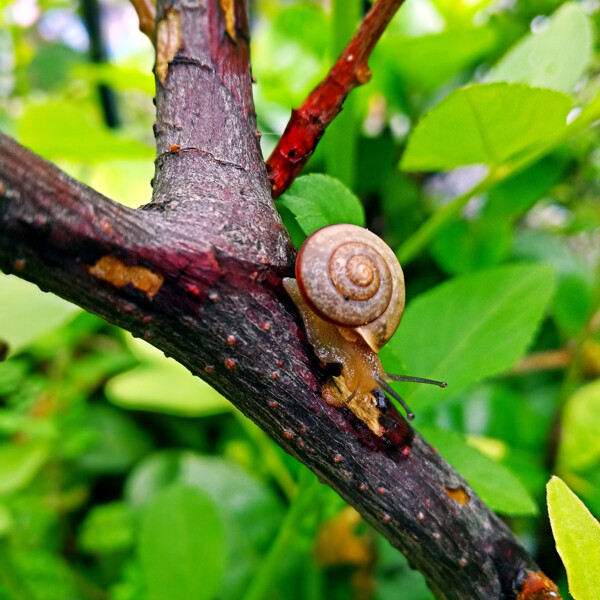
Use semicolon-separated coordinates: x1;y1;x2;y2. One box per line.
385;373;447;388
374;374;415;421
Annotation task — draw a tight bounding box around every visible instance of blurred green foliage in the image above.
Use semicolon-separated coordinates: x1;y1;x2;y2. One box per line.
1;0;600;597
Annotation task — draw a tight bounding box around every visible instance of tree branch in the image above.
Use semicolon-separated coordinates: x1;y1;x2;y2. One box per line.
130;0;155;41
265;0;405;197
0;0;562;597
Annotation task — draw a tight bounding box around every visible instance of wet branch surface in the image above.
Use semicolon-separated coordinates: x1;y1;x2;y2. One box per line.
0;0;561;598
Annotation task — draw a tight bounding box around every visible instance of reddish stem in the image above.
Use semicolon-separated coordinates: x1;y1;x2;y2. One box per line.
265;0;405;197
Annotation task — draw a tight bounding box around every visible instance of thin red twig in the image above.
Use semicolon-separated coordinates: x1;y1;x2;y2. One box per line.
265;0;405;198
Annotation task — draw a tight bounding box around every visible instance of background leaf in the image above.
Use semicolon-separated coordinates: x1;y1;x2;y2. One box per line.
127;453;285;598
513;230;595;337
547;476;600;600
558;380;600;472
17;101;154;162
0;275;80;356
483;155;570;220
126;453;284;542
488;3;592;93
401;83;572;171
382;264;556;408
0;441;50;496
139;483;226;600
79;502;136;555
70;63;155;95
76;404;153;476
420;426;537;515
278;174;365;246
376;27;501;93
106;364;230;417
105;335;230;417
430;217;512;275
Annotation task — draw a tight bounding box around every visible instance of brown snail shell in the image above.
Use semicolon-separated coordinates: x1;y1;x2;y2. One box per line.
284;223;445;425
295;224;405;353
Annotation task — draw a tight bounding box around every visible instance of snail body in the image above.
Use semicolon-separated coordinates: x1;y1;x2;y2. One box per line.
284;224;445;421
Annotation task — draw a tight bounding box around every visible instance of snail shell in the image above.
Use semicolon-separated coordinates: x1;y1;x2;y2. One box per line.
295;224;405;353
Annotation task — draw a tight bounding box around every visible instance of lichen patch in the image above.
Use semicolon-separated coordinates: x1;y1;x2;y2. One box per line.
445;485;471;506
156;7;181;85
88;256;164;299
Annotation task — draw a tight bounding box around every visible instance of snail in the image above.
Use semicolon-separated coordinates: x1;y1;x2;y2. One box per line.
283;224;445;420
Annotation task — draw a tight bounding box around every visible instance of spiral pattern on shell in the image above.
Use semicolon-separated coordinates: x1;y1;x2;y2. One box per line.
295;224;405;349
328;242;391;319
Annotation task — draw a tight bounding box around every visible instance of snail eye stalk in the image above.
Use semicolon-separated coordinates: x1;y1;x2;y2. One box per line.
375;373;447;421
374;375;415;421
385;374;447;388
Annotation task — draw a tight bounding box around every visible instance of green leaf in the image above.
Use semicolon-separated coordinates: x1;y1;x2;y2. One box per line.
27;44;80;91
110;561;146;600
277;204;309;249
401;83;572;172
17;101;154;163
126;453;283;549
488;3;592;93
374;533;434;600
323;0;361;190
106;338;230;417
106;365;230;417
379;26;500;93
484;155;570;220
553;273;594;336
382;264;556;409
278;174;365;245
79;502;135;555
547;476;600;599
126;453;284;598
420;426;537;515
77;159;154;209
1;550;78;600
106;334;230;417
558;380;600;472
76;404;153;475
0;504;13;537
0;441;50;496
139;484;226;600
273;3;328;57
513;231;595;336
252;4;328;109
430;0;496;22
71;63;155;95
0;275;80;356
430;217;512;275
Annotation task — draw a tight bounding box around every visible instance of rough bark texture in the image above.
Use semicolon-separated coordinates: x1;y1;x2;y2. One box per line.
0;1;561;598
